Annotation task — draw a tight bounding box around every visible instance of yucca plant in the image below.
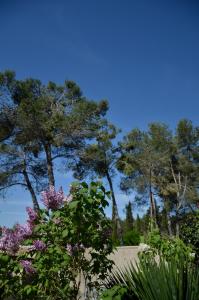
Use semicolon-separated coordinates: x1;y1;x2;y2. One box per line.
101;257;199;300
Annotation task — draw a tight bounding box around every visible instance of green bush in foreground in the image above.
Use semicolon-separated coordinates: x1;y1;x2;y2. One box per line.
0;182;113;299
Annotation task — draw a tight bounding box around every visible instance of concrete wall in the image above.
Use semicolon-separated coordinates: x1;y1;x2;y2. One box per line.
79;246;139;299
109;246;139;269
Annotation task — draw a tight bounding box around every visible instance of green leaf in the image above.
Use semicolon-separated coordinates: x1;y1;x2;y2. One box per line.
62;229;69;238
0;254;9;262
81;182;88;188
27;286;32;295
68;200;78;210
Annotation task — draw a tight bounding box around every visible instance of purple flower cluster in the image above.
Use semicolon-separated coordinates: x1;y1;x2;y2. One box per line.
26;207;38;223
41;186;64;210
33;240;46;251
0;222;33;254
0;227;20;254
66;243;85;256
20;260;36;274
15;223;33;237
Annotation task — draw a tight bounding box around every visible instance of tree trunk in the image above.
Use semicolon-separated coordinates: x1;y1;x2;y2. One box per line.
165;205;172;236
163;198;173;236
149;190;153;222
149;188;157;230
106;171;123;244
44;142;55;186
23;169;40;212
167;213;173;236
175;190;181;237
175;209;180;237
149;169;157;229
151;192;157;224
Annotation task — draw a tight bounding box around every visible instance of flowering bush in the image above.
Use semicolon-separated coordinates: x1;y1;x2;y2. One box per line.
0;182;113;299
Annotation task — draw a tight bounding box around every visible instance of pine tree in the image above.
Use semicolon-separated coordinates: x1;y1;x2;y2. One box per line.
124;201;134;231
0;71;109;208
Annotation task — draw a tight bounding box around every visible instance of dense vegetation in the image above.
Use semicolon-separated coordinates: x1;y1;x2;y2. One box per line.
0;182;113;299
0;71;199;299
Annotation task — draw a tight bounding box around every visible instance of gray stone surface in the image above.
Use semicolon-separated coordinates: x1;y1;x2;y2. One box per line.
79;246;139;299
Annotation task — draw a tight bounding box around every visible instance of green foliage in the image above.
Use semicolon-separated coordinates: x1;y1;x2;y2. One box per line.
102;256;199;300
124;201;134;231
180;212;199;263
99;285;131;300
145;229;194;262
123;229;140;246
71;122;123;243
0;70;109;207
0;182;114;299
117;120;199;235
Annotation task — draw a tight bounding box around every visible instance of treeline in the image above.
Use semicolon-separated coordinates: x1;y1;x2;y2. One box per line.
0;71;198;242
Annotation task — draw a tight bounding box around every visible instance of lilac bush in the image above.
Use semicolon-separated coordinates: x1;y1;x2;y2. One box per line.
20;260;36;274
0;182;113;299
66;243;85;256
0;222;32;254
33;240;46;251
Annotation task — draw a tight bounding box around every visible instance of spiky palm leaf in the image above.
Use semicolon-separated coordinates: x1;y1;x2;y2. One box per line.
103;257;199;300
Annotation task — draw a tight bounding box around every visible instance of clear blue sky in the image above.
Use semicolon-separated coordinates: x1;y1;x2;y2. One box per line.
1;0;199;227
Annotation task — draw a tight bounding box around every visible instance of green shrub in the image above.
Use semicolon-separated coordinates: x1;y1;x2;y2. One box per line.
145;228;194;262
123;229;140;246
99;285;132;300
0;182;114;300
180;212;199;263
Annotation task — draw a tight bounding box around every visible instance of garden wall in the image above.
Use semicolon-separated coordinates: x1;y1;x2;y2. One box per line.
79;246;139;299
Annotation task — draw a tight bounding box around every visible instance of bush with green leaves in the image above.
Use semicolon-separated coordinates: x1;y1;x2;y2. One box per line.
145;228;194;262
180;212;199;263
0;182;113;299
123;229;140;246
99;285;132;300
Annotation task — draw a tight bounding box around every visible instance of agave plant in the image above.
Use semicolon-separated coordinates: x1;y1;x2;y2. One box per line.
101;257;199;300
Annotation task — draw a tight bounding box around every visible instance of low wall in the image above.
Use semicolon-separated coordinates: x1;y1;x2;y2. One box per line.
109;246;139;269
79;246;139;299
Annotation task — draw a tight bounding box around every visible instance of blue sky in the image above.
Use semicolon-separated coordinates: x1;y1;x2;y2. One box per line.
1;0;199;227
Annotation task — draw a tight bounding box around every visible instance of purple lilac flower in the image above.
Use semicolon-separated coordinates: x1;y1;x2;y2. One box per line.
26;207;38;223
20;260;36;274
0;223;33;254
15;223;32;238
0;227;20;254
33;240;46;251
41;186;64;210
66;243;85;256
